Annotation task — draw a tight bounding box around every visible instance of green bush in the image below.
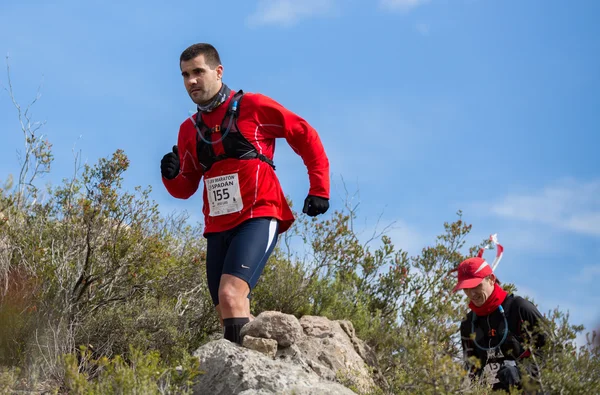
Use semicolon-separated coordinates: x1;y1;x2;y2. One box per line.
0;367;20;394
61;346;200;395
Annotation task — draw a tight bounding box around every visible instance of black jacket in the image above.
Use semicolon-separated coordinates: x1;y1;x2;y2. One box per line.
460;294;547;382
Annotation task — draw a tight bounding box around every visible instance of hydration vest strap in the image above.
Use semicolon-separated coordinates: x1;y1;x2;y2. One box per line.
195;115;216;167
211;152;275;170
228;90;244;115
471;306;509;352
256;153;276;170
195;89;276;171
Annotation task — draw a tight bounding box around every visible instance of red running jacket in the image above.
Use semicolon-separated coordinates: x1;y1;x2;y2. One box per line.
162;90;330;235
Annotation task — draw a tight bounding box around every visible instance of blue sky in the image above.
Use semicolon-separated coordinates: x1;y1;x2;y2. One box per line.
1;0;599;344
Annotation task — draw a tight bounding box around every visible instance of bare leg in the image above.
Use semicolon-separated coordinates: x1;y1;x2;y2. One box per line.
219;274;252;344
246;298;255;322
215;304;223;328
215;295;250;327
218;274;250;319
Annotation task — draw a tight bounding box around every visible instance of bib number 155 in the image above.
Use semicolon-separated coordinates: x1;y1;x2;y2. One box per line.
212;188;230;201
205;173;243;216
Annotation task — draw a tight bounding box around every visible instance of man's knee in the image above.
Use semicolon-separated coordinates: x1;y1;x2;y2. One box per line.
218;286;242;308
218;275;249;309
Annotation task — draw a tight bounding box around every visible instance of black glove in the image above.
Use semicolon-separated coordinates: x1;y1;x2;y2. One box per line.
161;145;180;180
496;364;521;390
302;195;329;217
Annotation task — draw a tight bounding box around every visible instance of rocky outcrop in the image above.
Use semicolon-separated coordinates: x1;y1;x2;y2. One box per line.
193;339;355;395
192;311;383;395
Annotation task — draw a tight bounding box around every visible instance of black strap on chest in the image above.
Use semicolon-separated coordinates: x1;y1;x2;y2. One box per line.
471;305;509;351
470;295;525;354
194;90;276;172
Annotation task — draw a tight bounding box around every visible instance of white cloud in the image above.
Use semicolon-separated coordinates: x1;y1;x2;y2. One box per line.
487;179;600;237
415;23;430;35
247;0;337;27
380;0;431;13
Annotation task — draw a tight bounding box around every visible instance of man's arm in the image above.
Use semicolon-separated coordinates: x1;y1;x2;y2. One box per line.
252;94;330;199
513;296;547;383
515;297;547;351
162;121;203;199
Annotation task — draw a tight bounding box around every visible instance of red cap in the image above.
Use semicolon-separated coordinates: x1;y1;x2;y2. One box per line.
452;257;493;293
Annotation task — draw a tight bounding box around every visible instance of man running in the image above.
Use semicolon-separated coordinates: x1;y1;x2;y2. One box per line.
453;256;547;391
161;43;330;345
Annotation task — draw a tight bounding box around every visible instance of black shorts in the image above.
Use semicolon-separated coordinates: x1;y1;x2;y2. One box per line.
205;217;279;306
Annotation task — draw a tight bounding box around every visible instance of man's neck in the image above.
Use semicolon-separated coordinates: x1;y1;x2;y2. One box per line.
197;82;230;113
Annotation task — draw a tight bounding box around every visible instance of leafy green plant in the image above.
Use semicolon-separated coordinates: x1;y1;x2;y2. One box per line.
62;345;200;395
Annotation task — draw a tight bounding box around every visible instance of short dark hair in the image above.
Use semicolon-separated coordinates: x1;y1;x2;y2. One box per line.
180;43;221;69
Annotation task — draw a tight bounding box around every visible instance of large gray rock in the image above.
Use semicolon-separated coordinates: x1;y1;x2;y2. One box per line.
192;312;385;395
240;311;304;347
192;339;355;395
288;315;378;394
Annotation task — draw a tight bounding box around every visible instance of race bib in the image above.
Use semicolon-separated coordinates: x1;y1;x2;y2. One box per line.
205;173;243;216
482;348;504;386
482;361;501;386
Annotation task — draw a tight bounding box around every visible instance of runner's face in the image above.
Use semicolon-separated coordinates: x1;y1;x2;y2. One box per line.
181;55;223;105
463;276;495;306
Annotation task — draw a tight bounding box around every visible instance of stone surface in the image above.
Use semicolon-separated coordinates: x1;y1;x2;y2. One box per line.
242;335;278;358
240;311;304;347
295;315;378;394
192;311;386;394
192;339;355;395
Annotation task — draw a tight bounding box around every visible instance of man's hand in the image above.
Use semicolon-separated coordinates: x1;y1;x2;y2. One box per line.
302;195;329;217
161;145;180;180
496;364;520;389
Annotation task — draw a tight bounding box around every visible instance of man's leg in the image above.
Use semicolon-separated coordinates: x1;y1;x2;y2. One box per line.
205;232;228;328
215;305;223;327
247;298;255;321
219;218;279;344
215;303;250;327
218;274;250;344
219;274;251;318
